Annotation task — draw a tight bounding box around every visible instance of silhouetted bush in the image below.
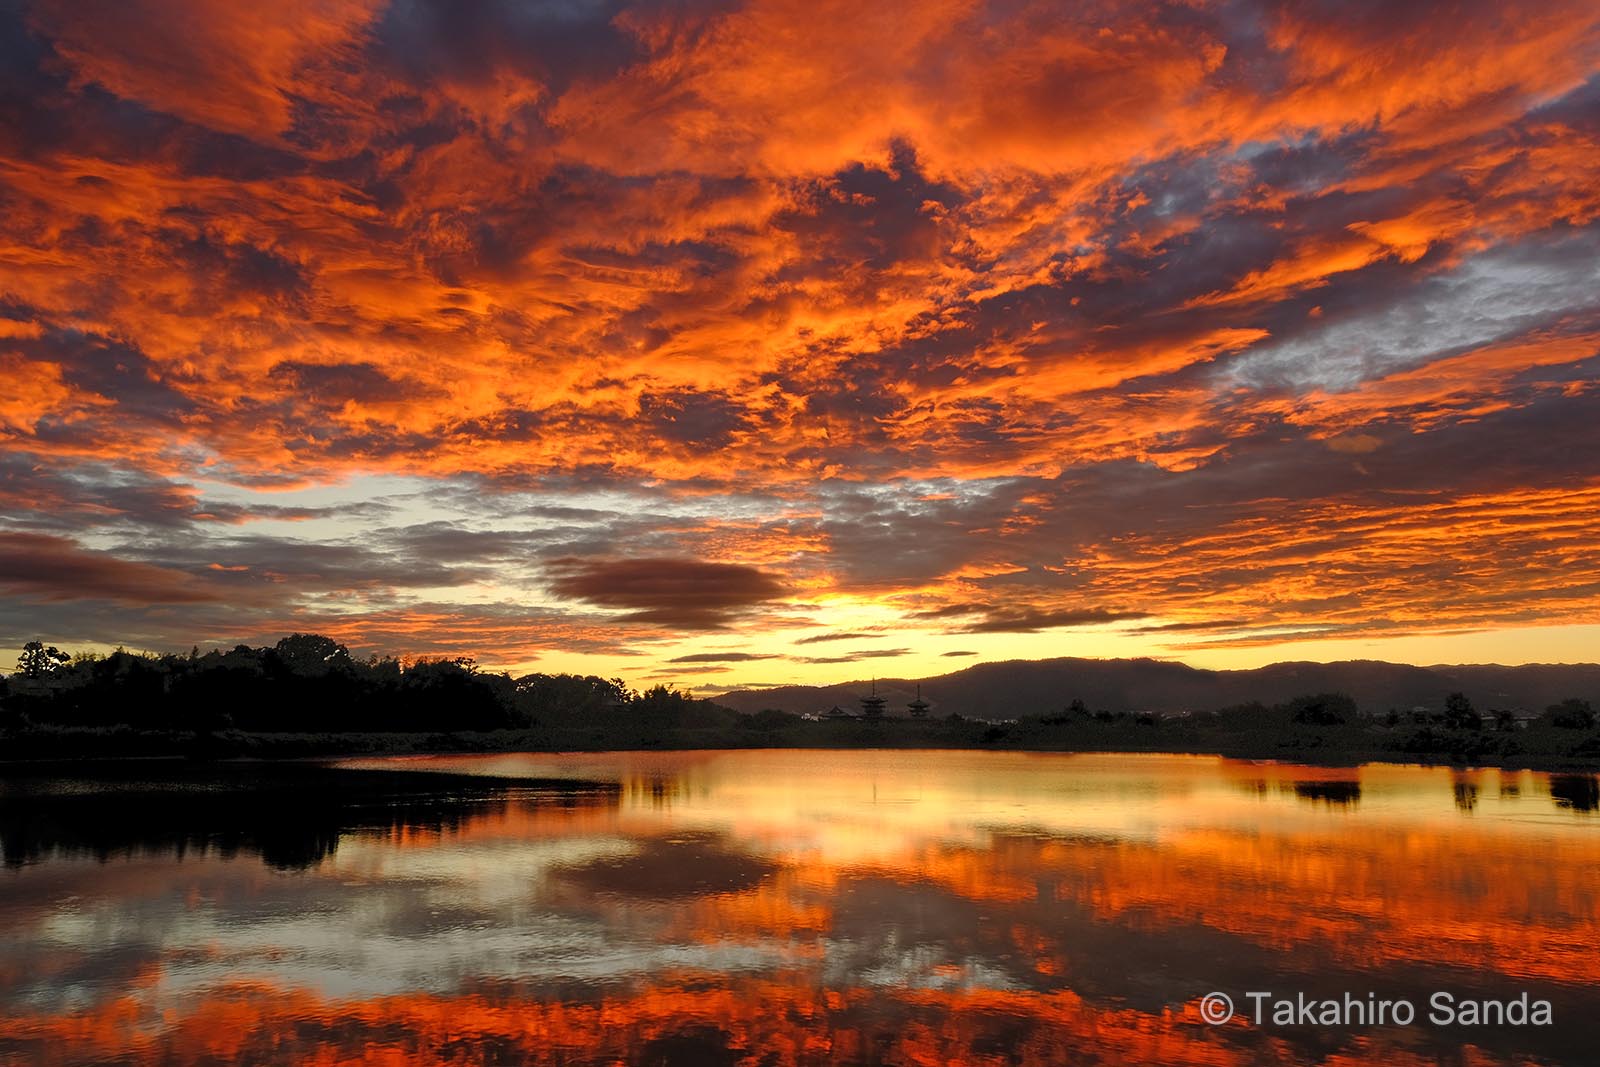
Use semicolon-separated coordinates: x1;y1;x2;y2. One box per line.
1541;698;1595;730
1287;692;1356;725
1397;727;1449;754
1443;692;1481;730
742;708;800;732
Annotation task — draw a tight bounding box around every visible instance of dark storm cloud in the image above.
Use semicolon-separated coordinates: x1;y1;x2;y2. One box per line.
169;231;309;304
636;388;750;449
912;604;1149;634
270;361;430;407
154;531;502;592
666;651;777;663
547;557;787;628
793;631;880;644
1129;618;1255;634
0;530;227;604
371;0;661;101
795;647;911;665
10;323;198;427
770;142;959;275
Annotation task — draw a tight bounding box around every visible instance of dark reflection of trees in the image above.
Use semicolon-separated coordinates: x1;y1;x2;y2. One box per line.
1291;780;1361;806
624;775;681;809
637;1025;742;1067
1453;781;1479;813
1549;774;1600;812
0;763;620;870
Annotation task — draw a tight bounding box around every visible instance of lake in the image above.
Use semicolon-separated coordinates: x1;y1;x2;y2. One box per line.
2;750;1598;1066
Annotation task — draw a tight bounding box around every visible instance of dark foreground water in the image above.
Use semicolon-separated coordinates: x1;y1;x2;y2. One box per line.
2;750;1598;1066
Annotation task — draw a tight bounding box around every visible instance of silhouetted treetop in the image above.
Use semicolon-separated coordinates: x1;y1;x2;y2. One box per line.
1;634;723;736
16;641;70;678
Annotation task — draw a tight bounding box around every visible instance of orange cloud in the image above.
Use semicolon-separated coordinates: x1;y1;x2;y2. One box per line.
1;0;1598;667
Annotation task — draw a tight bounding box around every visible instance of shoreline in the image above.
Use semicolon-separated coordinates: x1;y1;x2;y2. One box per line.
5;727;1600;775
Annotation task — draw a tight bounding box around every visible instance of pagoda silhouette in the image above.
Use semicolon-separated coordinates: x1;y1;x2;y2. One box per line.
859;679;888;719
906;684;930;719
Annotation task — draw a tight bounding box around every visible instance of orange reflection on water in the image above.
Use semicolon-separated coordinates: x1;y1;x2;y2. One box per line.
0;978;1479;1067
378;751;1600;986
2;751;1598;1066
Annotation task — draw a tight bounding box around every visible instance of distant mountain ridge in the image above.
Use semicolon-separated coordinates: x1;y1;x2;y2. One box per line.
712;657;1600;718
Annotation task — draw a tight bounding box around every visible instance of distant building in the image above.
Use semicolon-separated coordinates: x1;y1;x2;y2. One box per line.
907;684;930;719
859;679;888;719
823;704;854;721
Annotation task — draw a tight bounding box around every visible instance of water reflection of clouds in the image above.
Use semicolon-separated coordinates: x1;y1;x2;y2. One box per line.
4;753;1600;1066
8;835;805;1010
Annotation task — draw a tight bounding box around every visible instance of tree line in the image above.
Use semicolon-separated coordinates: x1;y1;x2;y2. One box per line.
2;634;743;735
4;636;1596;768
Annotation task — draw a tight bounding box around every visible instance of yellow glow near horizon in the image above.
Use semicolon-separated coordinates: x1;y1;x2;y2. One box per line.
10;622;1597;697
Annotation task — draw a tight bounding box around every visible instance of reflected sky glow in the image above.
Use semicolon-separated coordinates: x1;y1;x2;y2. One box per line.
2;751;1598;1065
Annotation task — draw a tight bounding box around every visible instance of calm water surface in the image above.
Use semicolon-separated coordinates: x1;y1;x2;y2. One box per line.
2;750;1598;1066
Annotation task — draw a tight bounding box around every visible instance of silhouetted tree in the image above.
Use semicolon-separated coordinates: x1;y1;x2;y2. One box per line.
1287;692;1356;725
512;673;627;724
396;657;515;731
15;641;70;678
741;708;799;732
272;633;352;677
1443;692;1480;730
630;684;737;731
0;674;24;732
1542;698;1595;730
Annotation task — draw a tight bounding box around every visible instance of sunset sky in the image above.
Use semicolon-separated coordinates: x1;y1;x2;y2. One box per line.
2;0;1598;690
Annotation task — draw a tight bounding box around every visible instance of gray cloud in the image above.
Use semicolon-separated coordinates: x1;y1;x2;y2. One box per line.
547;557;787;629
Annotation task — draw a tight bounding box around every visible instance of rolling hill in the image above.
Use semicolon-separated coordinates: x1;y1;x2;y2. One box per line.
712;657;1600;719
